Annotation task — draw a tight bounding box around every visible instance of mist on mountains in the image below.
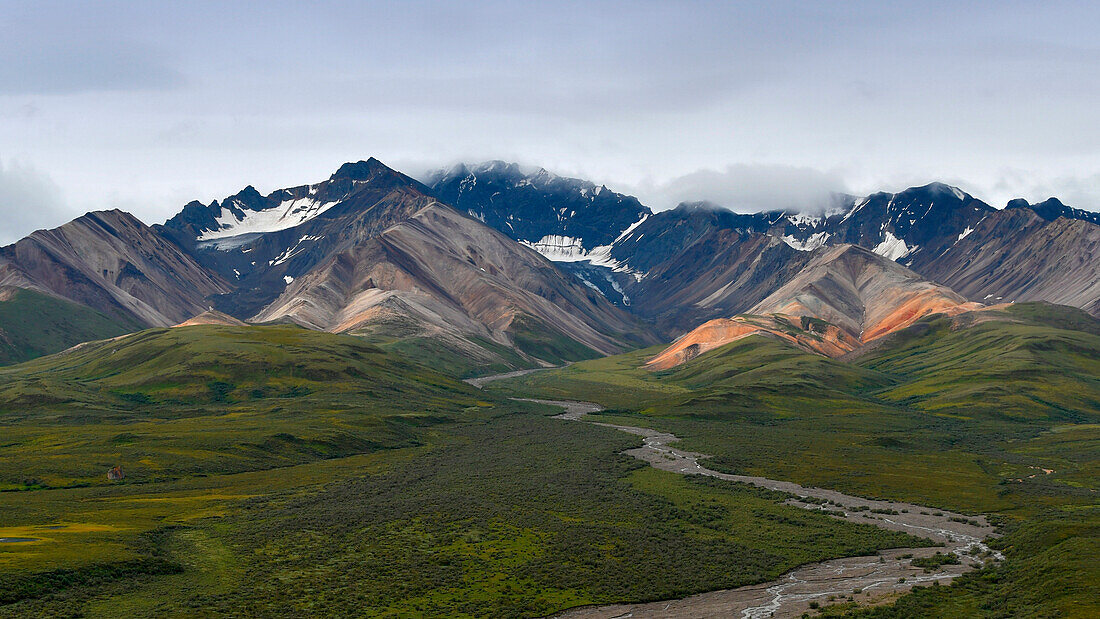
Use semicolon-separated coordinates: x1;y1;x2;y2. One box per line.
627;163;851;214
0;159;79;245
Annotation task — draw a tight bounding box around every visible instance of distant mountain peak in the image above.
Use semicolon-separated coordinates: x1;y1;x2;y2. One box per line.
426;161;651;254
914;181;970;200
479;160;522;174
160;158;428;244
1004;196;1100;225
331;158;389;181
673;200;728;213
234;184;263;198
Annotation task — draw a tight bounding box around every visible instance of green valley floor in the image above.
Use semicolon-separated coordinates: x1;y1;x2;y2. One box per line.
1;305;1097;617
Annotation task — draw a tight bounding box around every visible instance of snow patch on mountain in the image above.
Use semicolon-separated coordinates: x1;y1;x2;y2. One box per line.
199;192;340;240
786;213;822;228
604;272;630;306
782;231;831;252
520;236;626;271
521;215;654;282
522;235;592;262
520;212;650;270
574;272;602;293
957;226;974;241
872;231;915;261
269;235;323;267
612;213;649;243
841;197;869;223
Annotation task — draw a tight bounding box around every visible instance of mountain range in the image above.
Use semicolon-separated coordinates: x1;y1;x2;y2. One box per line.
0;157;1097;372
0;157;1098;618
646;244;984;369
431;166;1098;324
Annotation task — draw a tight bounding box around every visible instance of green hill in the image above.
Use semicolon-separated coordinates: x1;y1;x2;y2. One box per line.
855;303;1100;421
489;303;1100;617
0;323;484;488
0;287;138;366
0;323;929;617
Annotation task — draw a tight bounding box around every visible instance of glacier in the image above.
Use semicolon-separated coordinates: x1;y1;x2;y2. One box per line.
199;192;341;241
782;231;831;252
872;230;916;261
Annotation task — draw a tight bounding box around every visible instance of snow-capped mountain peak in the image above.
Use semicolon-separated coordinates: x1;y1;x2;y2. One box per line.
198;189;341;240
426;161;651;254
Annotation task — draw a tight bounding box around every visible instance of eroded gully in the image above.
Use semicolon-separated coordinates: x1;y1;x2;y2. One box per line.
466;375;1000;619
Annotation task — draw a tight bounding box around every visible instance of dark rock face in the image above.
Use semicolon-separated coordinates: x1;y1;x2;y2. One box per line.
767;183;996;271
607;202;771;274
424;161;650;251
618;226;813;333
1006;196;1100;225
160;161;439;319
4;156;1098;367
161;158;428;247
446;170;1099;324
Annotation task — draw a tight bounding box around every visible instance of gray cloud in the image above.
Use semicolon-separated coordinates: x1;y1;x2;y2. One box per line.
0;40;182;95
629;165;851;213
0;159;78;244
991;170;1100;210
0;0;1097;227
0;3;183;95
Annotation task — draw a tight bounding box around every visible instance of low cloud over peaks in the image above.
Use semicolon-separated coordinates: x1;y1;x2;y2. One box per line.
0;159;77;244
631;164;851;214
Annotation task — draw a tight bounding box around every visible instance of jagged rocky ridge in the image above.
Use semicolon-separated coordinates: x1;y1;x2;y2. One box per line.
433;164;1100;328
1;157;1097;368
425;161;650;256
159;158;656;362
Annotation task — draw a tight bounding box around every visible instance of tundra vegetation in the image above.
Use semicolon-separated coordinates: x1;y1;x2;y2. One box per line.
490;304;1100;617
0;324;920;617
0;303;1096;617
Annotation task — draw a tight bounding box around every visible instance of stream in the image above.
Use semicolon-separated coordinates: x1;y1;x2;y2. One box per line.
468;375;1000;618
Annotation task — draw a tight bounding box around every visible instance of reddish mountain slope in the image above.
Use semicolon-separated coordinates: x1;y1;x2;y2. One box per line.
648;245;981;369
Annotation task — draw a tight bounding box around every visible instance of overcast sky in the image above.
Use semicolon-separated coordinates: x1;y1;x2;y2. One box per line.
2;0;1098;243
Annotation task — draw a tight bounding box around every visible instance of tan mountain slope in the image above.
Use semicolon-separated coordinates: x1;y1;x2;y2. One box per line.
0;210;232;326
919;208;1100;315
253;202;651;357
648;244;981;369
174;309;248;327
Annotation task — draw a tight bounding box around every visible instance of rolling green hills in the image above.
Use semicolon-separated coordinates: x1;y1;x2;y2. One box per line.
854;303;1100;421
0;303;1095;616
0;287;138;366
488;303;1100;617
0;323;483;489
347;311;610;379
0;323;929;617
